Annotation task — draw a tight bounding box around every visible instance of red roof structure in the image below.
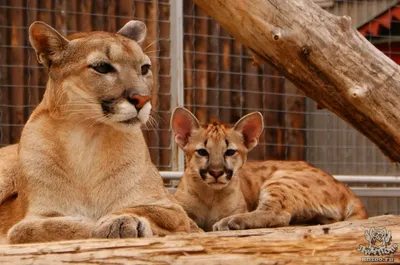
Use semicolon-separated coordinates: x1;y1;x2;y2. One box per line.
358;4;400;65
358;5;400;36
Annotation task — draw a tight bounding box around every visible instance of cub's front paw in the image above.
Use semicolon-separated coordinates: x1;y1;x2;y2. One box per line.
92;214;153;238
213;215;247;231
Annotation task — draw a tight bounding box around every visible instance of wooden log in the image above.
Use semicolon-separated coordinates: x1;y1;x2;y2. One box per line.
0;215;399;264
192;0;400;163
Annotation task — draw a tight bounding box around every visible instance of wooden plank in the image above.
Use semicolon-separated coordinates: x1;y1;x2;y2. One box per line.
79;0;92;32
244;49;263;160
54;0;67;35
158;1;172;170
146;0;161;168
26;0;40;117
0;215;398;264
218;28;232;124
263;67;283;160
183;0;194;113
65;0;78;33
105;0;116;32
0;0;10;145
92;0;104;31
116;0;133;28
37;0;52;98
9;0;25;144
205;19;219;122
284;80;306;160
230;40;242;123
193;6;208;123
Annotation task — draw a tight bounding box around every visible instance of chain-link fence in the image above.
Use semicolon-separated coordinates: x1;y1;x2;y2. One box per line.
1;0;400;216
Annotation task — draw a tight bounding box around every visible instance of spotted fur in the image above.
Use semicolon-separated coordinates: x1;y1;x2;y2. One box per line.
171;107;368;231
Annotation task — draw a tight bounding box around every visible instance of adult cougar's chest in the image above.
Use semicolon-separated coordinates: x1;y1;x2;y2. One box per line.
65;127;140;185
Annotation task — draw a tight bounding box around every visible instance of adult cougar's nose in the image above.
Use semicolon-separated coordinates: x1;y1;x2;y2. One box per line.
209;170;224;180
128;94;151;111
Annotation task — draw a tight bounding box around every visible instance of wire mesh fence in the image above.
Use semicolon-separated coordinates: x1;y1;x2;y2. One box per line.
0;0;399;216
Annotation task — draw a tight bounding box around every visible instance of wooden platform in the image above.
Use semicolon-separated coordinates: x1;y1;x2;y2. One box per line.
0;215;399;264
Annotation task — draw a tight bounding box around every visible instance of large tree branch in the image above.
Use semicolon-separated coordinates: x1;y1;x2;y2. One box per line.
192;0;400;162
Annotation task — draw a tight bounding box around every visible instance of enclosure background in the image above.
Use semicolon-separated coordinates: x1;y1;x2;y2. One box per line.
1;0;399;216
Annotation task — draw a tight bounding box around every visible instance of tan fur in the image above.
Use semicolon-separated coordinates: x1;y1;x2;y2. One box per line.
172;107;368;232
0;21;195;244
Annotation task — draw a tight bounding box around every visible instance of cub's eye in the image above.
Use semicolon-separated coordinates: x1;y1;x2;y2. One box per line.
196;149;209;157
141;64;151;75
225;149;237;156
90;63;115;74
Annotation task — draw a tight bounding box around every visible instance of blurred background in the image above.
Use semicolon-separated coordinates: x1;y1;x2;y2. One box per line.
1;0;399;216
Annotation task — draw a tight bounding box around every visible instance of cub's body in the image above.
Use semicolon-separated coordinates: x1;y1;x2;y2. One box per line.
172;108;368;231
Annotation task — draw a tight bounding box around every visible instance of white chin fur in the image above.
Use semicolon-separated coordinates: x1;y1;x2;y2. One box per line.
110;100;151;124
111;100;138;122
137;101;152;123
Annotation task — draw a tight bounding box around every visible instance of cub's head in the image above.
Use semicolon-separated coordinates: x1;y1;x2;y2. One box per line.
171;107;264;189
29;20;153;130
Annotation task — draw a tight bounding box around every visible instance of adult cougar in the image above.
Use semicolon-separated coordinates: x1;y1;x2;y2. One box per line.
0;21;193;244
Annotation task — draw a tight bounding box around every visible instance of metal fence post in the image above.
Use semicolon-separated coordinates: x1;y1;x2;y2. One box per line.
170;0;185;171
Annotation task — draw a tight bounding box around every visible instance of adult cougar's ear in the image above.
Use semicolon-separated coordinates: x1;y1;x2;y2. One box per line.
233;112;264;151
29;21;69;69
171;107;200;149
117;20;147;45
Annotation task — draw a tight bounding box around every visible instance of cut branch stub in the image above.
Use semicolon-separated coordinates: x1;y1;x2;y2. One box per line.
192;0;400;162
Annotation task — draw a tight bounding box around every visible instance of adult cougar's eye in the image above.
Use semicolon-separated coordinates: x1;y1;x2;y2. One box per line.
196;148;209;157
225;149;237;156
141;64;151;75
90;62;115;74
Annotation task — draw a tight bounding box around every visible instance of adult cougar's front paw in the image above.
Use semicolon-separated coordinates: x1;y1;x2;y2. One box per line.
92;214;153;238
212;214;247;231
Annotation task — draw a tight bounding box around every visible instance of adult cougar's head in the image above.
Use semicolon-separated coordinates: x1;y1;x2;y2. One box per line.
29;20;153;130
171;107;264;189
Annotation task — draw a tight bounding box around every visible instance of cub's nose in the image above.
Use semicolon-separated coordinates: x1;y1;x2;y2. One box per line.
209;170;224;180
128;94;151;111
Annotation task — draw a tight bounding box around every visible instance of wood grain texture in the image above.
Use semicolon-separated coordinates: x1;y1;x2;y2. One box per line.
192;0;400;163
0;215;399;264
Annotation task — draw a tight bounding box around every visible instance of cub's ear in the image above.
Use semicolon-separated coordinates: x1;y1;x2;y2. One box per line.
117;20;147;44
171;107;200;149
233;112;264;151
29;21;69;69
